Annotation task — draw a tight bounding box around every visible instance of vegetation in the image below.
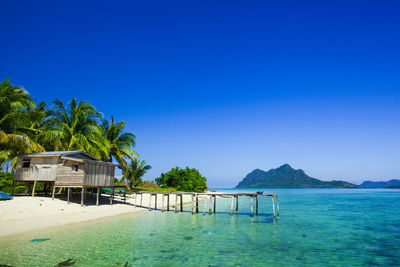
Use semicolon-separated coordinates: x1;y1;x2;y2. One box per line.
236;164;362;188
155;167;207;192
0;77;151;192
122;159;152;188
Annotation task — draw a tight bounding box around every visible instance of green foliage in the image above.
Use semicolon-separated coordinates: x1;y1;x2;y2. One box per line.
155;167;207;192
132;186;176;192
0;78;138;169
123;159;152;188
0;172;25;194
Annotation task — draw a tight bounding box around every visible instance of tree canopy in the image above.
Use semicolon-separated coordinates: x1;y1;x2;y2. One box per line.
155;167;207;192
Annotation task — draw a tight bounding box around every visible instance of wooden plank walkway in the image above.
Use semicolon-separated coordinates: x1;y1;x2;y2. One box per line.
132;191;279;217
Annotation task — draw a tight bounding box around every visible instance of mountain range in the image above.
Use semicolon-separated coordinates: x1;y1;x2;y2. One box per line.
360;179;400;188
235;164;362;188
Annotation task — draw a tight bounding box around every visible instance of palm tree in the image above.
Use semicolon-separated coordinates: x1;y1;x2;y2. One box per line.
0;78;43;167
101;116;138;167
47;97;106;157
123;159;151;188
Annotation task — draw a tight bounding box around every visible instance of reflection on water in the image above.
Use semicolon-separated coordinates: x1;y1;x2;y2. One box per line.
1;189;400;266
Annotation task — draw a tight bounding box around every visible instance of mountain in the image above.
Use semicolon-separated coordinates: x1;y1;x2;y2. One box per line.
360;179;400;189
235;164;361;188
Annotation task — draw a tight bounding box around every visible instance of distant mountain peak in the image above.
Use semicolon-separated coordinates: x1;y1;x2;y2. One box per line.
236;165;361;189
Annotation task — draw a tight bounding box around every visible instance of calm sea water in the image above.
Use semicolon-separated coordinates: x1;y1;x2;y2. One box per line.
1;189;400;266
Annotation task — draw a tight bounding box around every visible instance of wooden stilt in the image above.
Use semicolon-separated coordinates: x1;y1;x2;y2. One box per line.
192;194;195;215
235;196;239;215
155;194;158;210
24;182;30;194
109;187;114;205
180;194;183;212
209;195;212;215
52;184;56;200
167;194;170;211
230;196;234;215
96;187;100;206
271;196;276;218
67;188;71;204
213;196;216;213
256;196;258;215
250;197;253;217
81;187;84;207
175;194;178;213
276;196;280;216
32;180;37;197
140;193;143;207
196;195;199;213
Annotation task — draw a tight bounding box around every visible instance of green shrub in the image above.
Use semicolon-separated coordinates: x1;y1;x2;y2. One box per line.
155;167;207;193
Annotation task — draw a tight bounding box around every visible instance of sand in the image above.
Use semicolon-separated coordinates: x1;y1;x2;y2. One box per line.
0;193;192;238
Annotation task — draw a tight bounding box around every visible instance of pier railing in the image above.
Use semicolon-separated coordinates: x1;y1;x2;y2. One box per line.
132;191;279;217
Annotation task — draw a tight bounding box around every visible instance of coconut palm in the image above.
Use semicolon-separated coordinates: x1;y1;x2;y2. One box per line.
0;78;43;167
123;159;152;188
47;97;106;158
100;116;138;167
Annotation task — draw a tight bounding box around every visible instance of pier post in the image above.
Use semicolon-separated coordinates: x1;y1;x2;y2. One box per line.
155;194;158;210
203;195;207;215
250;196;253;217
230;196;234;215
213;195;216;213
180;194;183;212
140;193;143;207
192;194;195;214
209;195;212;215
134;193;137;207
149;193;152;211
162;194;165;212
196;195;199;213
235;196;238;215
167;194;170;211
67;188;71;204
256;196;258;215
271;196;276;217
276;196;280;216
109;187;114;205
175;194;178;213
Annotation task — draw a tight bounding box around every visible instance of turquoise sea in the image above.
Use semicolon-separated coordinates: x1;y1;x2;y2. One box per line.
1;189;400;266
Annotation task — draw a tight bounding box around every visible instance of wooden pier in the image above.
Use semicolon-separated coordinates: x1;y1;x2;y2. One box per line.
132;191;279;217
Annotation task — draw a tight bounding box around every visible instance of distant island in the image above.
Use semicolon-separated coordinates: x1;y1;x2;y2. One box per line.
236;164;362;188
361;179;400;189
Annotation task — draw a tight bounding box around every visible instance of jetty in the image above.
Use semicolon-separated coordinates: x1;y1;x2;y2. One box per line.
132;191;279;217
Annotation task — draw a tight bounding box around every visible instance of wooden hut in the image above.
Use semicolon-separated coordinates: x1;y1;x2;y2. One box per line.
14;151;118;206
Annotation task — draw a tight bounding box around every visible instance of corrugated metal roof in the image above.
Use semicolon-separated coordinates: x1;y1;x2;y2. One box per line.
18;151;99;160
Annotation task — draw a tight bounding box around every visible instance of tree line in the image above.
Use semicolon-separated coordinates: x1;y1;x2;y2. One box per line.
0;78;150;187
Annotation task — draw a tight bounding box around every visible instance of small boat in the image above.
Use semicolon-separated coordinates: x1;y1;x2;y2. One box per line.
0;191;13;200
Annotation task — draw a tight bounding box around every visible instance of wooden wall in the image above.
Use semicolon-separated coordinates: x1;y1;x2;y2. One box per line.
54;159;85;186
15;156;58;181
84;163;114;187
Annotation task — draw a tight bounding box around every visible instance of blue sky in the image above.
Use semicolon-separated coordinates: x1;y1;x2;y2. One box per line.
2;0;400;187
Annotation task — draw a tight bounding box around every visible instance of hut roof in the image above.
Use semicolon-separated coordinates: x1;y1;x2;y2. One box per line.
18;151;99;160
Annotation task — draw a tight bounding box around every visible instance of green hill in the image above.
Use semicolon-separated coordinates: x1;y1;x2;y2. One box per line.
235;164;361;188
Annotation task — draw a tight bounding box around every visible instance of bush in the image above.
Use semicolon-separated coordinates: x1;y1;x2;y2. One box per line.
155;167;207;193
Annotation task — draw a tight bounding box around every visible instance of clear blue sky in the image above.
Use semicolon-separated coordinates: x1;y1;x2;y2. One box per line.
2;0;400;187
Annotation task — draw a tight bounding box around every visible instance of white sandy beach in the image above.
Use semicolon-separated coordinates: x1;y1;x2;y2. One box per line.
0;193;192;238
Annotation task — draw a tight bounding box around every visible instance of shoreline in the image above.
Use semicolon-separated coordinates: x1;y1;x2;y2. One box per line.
0;194;192;238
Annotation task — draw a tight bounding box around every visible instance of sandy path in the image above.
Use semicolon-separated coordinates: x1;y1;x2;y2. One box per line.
0;193;193;238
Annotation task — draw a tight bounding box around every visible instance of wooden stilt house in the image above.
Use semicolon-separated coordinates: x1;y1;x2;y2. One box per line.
14;151;119;206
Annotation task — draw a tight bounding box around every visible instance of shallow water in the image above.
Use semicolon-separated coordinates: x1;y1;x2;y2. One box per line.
1;189;400;266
